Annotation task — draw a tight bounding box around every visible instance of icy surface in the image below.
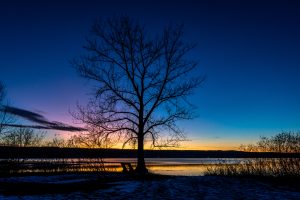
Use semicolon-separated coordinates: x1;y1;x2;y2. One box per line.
0;174;97;184
0;175;299;199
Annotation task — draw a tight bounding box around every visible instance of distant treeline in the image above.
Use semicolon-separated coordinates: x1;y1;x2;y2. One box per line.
0;146;299;159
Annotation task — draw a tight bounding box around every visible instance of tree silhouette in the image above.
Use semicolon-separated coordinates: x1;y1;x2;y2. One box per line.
0;127;45;147
240;131;300;153
0;81;5;135
73;17;204;173
0;81;14;136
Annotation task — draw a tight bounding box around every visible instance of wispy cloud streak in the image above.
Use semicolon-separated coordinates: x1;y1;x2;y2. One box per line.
1;106;86;132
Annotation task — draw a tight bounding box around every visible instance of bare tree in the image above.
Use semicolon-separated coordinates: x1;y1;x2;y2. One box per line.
45;134;84;148
73;17;204;173
0;127;45;147
0;81;5;135
0;82;14;136
66;132;116;148
0;84;44;147
240;131;300;153
45;136;69;148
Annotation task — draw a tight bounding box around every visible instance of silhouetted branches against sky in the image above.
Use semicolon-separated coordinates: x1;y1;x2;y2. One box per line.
73;17;204;149
0;82;15;135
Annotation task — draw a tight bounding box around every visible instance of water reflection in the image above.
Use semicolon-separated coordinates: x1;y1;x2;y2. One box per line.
0;158;247;176
104;158;246;176
148;164;213;176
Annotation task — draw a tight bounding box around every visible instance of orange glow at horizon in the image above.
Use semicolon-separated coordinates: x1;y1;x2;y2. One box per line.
51;123;250;151
49;131;244;150
112;140;241;151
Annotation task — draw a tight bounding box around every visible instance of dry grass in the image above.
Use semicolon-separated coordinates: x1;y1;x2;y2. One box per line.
0;158;113;176
205;158;300;177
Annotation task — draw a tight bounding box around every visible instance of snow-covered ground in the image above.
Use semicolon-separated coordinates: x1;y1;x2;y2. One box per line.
0;174;299;199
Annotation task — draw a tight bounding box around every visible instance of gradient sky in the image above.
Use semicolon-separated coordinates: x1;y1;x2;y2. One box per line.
0;0;299;150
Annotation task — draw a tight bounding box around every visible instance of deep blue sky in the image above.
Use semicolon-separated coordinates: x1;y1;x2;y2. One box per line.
0;0;299;149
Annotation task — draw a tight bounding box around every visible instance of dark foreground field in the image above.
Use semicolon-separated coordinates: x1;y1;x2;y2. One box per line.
0;173;299;200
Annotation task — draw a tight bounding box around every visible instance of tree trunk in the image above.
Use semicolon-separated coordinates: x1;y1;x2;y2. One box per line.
135;135;148;173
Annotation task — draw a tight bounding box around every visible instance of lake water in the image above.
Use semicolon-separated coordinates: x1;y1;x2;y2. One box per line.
103;158;246;176
0;158;247;176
